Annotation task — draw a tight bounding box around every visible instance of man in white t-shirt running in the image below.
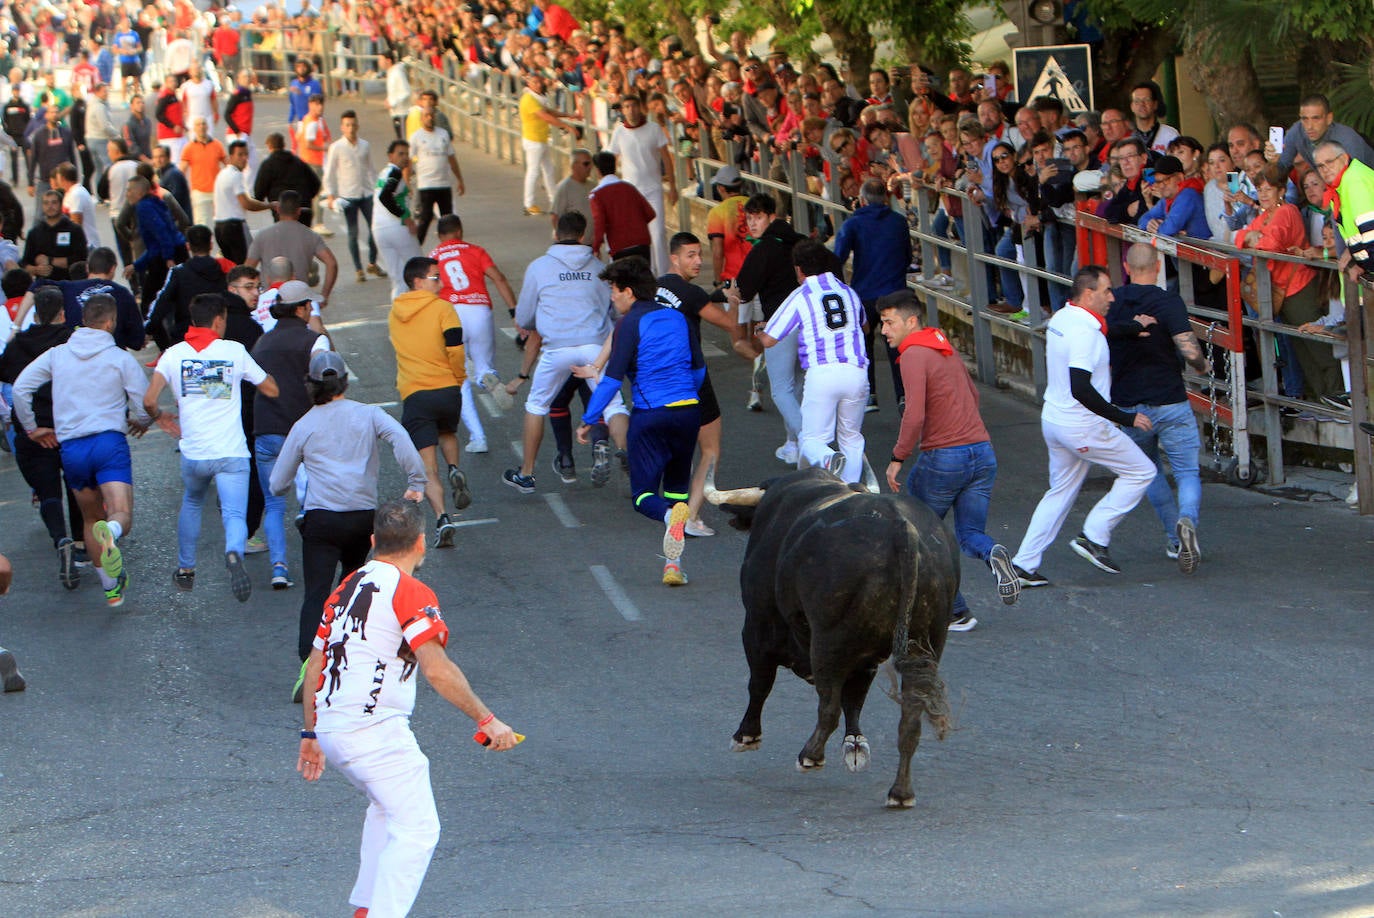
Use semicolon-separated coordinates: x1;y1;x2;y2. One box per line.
52;163;100;251
144;293;281;602
1010;265;1156;587
298;499;518;918
607;94;678;275
407;108;465;247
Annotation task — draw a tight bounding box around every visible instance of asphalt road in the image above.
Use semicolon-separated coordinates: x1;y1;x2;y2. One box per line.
2;95;1372;918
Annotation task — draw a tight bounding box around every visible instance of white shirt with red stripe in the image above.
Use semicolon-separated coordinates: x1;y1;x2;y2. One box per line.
312;560;450;733
431;239;495;308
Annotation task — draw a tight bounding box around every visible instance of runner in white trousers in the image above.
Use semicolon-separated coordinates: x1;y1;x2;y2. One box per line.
372;139;422;299
1011;265;1157;585
759;239;869;482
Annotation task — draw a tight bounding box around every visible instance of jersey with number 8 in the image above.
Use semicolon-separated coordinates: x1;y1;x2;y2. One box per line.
762;272;869;371
430;239;496;307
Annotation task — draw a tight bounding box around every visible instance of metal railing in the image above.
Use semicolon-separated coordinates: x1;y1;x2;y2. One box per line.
396;54;1372;510
238;26;386;96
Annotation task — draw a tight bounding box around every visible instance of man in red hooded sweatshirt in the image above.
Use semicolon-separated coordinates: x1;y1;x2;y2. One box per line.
878;289;1019;632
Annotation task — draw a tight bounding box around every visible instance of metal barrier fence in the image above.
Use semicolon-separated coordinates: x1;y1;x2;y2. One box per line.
400;56;1372;511
237;26;385;95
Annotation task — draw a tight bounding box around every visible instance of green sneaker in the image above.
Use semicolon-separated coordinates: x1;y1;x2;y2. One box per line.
292;659;308;704
92;520;123;581
104;570;128;608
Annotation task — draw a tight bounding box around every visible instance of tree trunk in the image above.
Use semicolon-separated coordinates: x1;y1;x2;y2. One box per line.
1182;28;1267;131
1090;24;1176;112
666;8;702;59
813;0;874;86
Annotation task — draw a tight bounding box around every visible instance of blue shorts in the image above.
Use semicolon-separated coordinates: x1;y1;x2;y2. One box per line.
60;431;133;492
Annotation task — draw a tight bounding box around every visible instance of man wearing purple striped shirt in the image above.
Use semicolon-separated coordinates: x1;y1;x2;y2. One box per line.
759;239;869;483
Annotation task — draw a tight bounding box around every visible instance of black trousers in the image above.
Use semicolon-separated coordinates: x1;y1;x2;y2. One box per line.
861;298;904;404
14;433;82;547
215;219;249;265
414;186;452;248
297;508;374;660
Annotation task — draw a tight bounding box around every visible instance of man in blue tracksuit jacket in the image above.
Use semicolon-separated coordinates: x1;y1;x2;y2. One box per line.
578;256;704;586
832;177;913;407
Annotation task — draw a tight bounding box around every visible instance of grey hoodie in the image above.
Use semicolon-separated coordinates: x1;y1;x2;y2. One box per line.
12;326;152;442
514;243;613;350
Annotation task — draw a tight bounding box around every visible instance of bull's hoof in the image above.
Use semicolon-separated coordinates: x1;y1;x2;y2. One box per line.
884;791;916;809
842;734;870;773
730;735;761;752
796;754;825;771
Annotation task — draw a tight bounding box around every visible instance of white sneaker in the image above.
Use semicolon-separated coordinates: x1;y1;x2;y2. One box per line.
775;441;799;464
932;274;954;289
685;518;715;537
465;439;489;454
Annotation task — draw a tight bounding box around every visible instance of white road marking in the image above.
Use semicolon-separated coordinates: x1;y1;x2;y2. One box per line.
589;564;641;622
450;518;499;529
702;341;725;357
499;326;517;339
327;316;390;331
476;391;503;418
510;439;524;461
542;493;580;528
368;401;399;409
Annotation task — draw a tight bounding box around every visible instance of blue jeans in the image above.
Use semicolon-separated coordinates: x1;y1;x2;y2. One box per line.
1120;401;1202;544
255;433;305;567
995;228;1023;309
763;332;803;441
339;196;378;273
1044;220;1076;312
932;209;953;273
178;455;250;569
906;441;998;616
1;382;15;451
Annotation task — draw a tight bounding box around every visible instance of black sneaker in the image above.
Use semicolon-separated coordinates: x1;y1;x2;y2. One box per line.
57;537;79;590
226;552;252;601
503;468;535;494
988;544;1020;604
1361;421;1374;438
1013;564;1050;588
434;513;457;548
1070;534;1121;574
947;613;978;632
173;568;196;592
1175;517;1200;574
448;464;472;510
864;394;879;414
0;648;25;693
590;441;611;487
552;453;577;484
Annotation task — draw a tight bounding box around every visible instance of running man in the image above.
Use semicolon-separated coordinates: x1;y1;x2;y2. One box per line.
758;239;867;482
576;257;704;585
12;295;153;607
298;499;518;918
655;231;750;537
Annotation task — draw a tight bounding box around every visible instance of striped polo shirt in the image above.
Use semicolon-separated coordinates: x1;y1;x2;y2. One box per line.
762;272;869;371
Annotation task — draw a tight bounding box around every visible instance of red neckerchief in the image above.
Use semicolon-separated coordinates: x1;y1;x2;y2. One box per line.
1068;302;1107;335
896;327;953;357
183;326;220;352
5;295;21;321
1324;162;1350;221
269;280;285;291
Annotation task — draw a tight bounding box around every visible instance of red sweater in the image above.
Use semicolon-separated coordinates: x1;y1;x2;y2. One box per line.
894;339;989;460
589;178;656;257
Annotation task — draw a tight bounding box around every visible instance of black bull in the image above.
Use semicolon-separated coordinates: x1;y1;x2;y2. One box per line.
713;468;960;808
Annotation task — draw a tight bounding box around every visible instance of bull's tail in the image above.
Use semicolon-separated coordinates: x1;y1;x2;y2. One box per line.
883;536;951;741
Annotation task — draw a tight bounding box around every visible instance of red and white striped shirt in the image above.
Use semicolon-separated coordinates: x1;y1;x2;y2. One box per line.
312;560;449;732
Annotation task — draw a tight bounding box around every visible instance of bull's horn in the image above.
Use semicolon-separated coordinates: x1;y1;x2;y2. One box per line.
706;486;766;506
861;455;881;494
